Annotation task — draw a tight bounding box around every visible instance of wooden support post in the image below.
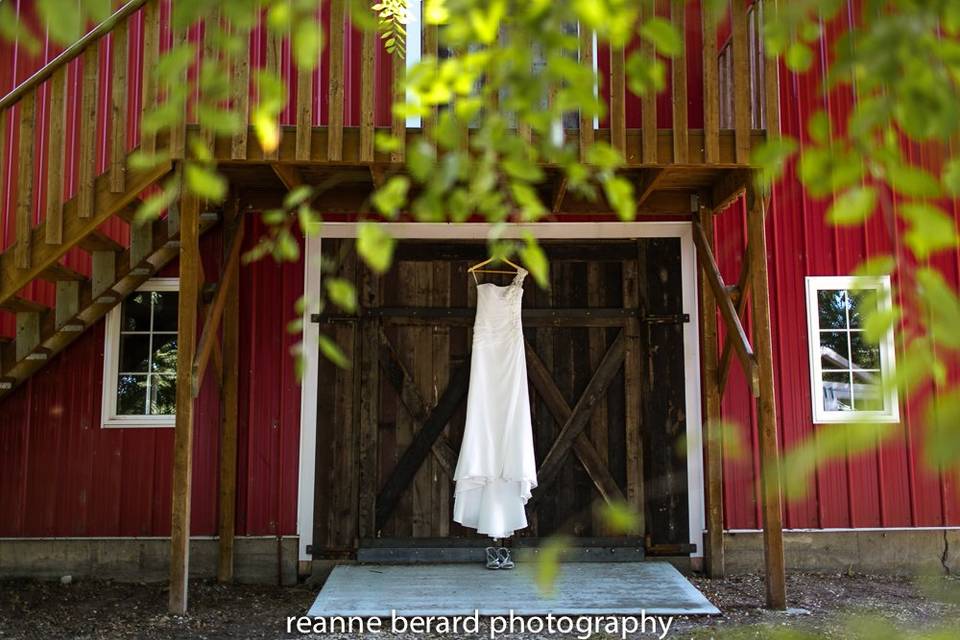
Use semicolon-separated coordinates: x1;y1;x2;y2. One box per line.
697;205;724;578
168;188;200;615
746;188;786;609
217;201;241;583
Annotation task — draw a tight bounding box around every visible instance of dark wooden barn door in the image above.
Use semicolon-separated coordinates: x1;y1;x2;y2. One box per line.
312;238;690;559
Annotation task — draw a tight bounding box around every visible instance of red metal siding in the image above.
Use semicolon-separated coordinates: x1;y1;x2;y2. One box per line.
714;0;960;529
0;218;303;537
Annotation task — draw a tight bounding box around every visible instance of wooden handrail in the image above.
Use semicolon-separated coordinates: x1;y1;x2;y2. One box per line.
0;0;149;112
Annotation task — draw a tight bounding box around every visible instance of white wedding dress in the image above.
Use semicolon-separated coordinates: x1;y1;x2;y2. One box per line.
453;267;538;539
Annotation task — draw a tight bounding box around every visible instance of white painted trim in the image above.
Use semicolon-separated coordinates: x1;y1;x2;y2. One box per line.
297;222;706;559
405;0;423;129
804;275;899;424
100;278;180;429
297;235;323;562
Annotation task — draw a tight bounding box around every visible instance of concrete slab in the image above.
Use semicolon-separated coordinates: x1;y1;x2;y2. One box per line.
307;562;719;617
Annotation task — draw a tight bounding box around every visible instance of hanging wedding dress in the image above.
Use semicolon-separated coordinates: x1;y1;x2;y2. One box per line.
453;267;538;539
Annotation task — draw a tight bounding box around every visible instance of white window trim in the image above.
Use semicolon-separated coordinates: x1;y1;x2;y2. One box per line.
101;277;180;429
804;275;900;424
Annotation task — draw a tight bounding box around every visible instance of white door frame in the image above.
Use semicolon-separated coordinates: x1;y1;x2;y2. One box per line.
297;221;705;561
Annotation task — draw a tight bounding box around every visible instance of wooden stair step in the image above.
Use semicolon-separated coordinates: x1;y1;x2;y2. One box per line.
0;296;49;314
77;230;124;254
0;212;221;399
39;261;86;282
114;199;143;223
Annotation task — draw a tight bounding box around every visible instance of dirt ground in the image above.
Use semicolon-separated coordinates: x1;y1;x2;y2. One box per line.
0;572;957;640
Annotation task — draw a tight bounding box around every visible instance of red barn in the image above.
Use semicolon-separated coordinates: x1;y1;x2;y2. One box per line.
0;0;956;614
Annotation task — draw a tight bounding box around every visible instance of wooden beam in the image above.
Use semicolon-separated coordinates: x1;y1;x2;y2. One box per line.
698;205;724;578
327;0;346;161
168;26;187;160
691;219;759;396
78;45;100;218
228;20;250;160
762;0;781;139
390;47;405;163
264;26;282;161
357;264;380;539
0;161;173;308
731;0;752;164
635;168;667;209
296;61;313;161
109;18;129;193
621;248;645;531
579;24;595;163
534;331;626;492
711;169;750;212
702;3;720;164
15;91;36;270
271;163;303;190
551;176;569;214
746;189;786;610
45;67;67;245
523;340;625;506
192;217;245;396
169;188;200;615
610;46;626;154
359;14;376;163
640;3;657;163
719;242;753;394
671;2;688;164
217;203;241;583
374;360;470;532
140;0;160;156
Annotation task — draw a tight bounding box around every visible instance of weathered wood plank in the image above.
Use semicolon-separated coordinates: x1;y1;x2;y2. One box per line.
264;25;282;161
587;264;610;534
78;44;99;218
746;191;786;609
140;0;160;155
422;22;439;142
296;63;314;161
168;26;188;160
45;67;67;245
228;23;250;159
431;261;451;537
109;18;129;192
698;206;724;578
671;2;688;164
621;251;644;533
762;2;780;138
534;331;625;492
15;91;37;270
731;0;751;163
359;20;376;162
640;4;657;163
390;49;405;163
374;360;470;532
578;24;595;163
217;202;241;583
168;189;200;615
411;266;433;537
327;0;346;161
691;219;759;396
702;4;720;163
358;262;381;539
610;46;626;154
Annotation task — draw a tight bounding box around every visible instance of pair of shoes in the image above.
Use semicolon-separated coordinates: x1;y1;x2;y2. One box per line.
484;546;515;570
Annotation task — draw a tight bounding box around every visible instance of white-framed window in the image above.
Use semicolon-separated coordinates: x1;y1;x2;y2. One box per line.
804;275;899;424
101;278;179;428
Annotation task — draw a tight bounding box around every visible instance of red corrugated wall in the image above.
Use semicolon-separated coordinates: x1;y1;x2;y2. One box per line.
714;0;960;529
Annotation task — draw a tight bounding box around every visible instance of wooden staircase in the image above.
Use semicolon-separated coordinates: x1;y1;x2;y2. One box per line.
0;159;219;399
0;0;215;400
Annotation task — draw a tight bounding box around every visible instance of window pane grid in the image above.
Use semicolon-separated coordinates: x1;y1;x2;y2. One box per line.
115;290;178;417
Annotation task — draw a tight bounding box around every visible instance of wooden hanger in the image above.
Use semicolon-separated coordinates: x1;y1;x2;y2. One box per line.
468;256;522;283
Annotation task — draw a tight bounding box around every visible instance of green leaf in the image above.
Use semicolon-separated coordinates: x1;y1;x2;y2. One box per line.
808;111;830;144
640;17;681;58
862;304;899;344
185;163;228;203
284;186;314;210
372;176;410;219
603;175;636;221
357;222;396;273
599;502;642;535
293;21;323;71
318;333;351;369
825;187;877;226
510;183;547;222
785;41;813;72
887;163;941;198
751;137;798;193
273;228;300;262
899;202;960;259
325;277;357;313
585;142;624;172
534;536;570;595
943;158;960;197
625;52;666;96
519;234;549;289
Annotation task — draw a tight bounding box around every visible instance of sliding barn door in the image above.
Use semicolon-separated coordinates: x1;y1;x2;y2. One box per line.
312;239;690;558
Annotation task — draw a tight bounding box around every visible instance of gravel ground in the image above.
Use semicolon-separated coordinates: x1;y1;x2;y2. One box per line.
0;572;957;639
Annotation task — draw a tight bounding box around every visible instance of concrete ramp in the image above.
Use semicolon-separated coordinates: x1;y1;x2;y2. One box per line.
308;561;719;617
